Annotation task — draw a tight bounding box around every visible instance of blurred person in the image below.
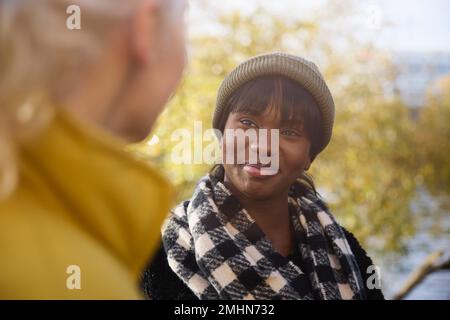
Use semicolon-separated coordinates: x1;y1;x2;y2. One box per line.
0;0;187;299
142;53;384;300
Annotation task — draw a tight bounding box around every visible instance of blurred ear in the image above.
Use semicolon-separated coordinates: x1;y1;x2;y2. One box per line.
129;0;162;66
305;156;311;171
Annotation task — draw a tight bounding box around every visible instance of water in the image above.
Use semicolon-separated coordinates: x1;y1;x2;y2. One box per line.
375;190;450;299
404;270;450;300
377;232;450;299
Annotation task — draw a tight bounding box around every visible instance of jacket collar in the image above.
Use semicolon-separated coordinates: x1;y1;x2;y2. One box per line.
19;107;174;277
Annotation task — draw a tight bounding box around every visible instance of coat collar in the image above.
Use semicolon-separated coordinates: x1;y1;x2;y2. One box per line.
18;107;174;277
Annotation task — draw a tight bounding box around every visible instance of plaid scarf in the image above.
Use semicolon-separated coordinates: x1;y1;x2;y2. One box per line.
162;172;366;300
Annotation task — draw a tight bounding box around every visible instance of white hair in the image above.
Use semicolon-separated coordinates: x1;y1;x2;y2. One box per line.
0;0;154;198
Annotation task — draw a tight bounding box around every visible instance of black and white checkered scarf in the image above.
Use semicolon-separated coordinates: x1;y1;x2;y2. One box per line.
162;172;366;300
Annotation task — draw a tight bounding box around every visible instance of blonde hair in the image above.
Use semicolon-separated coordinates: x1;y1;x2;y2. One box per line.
0;0;140;199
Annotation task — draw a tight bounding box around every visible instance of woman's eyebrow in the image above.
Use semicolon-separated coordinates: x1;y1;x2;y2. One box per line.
236;111;262;119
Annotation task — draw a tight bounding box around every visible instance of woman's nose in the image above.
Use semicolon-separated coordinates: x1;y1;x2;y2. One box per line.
248;129;272;160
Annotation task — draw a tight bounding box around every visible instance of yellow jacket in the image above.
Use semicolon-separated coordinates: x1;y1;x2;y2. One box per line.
0;108;173;299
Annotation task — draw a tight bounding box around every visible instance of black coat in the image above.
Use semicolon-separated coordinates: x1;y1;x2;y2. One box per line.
141;228;384;300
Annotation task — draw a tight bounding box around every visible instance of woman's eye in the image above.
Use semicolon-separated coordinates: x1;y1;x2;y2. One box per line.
281;129;300;136
240;119;257;127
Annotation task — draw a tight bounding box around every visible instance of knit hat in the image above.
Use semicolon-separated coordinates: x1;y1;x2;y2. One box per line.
213;52;335;156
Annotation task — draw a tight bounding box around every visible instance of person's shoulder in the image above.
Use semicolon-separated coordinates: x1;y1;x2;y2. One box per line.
141;241;198;300
340;227;372;272
0;202;141;299
163;200;190;233
169;199;190;218
341;228;363;252
143;198;199;300
341;227;385;300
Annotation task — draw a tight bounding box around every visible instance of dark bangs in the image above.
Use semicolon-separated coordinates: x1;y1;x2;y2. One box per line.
217;75;323;157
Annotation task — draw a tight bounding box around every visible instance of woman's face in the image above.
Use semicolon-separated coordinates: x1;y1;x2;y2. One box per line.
222;109;312;200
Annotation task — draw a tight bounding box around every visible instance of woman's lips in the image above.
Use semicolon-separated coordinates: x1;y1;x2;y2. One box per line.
242;164;278;177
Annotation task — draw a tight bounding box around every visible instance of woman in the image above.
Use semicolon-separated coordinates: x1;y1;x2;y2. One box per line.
142;52;384;300
0;0;187;299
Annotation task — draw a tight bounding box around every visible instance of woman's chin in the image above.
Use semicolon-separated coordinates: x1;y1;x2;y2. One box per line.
224;166;282;199
239;181;276;200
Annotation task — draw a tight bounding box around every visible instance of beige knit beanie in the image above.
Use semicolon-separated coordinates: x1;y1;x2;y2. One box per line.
213;52;335;156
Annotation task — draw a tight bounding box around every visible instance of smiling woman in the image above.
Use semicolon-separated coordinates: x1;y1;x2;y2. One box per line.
219;75;322;200
142;52;385;300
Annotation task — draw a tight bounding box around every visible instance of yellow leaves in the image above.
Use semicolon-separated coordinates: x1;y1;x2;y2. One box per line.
310;94;420;252
417;74;450;195
128;4;449;255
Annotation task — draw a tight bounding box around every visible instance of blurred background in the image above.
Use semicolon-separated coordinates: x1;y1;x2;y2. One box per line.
131;0;450;299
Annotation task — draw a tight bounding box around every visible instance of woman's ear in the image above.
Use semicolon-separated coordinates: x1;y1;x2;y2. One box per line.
305;145;315;171
305;157;311;171
129;0;162;66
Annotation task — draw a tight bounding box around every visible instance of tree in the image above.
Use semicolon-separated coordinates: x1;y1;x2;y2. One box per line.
130;0;447;254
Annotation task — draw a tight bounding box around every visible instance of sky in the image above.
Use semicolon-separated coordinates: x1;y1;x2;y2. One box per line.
190;0;450;54
373;0;450;53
